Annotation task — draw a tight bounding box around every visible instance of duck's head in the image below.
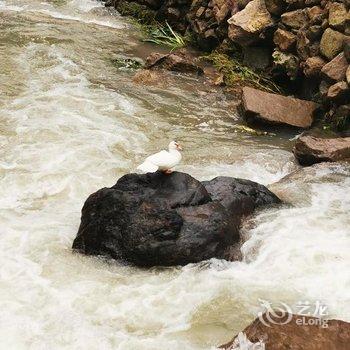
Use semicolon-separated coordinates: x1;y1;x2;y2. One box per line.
169;140;182;151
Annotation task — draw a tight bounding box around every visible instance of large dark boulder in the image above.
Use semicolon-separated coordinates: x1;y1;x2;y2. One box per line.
73;172;280;267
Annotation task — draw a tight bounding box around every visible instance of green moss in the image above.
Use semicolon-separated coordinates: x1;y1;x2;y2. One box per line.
111;56;143;70
204;52;283;94
325;114;350;132
116;1;157;25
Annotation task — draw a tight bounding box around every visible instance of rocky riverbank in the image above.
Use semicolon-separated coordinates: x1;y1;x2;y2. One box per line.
105;0;350;163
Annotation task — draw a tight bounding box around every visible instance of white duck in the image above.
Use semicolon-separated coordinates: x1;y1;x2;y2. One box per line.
137;141;182;174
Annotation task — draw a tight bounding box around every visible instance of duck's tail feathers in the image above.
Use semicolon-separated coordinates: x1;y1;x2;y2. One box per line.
136;161;159;173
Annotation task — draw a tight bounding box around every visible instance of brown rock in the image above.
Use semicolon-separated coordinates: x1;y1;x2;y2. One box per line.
307;5;326;24
306;25;323;41
265;0;285;16
328;2;348;31
294;134;350;165
241;87;318;128
303;56;326;77
204;8;213;19
273;28;296;52
203;66;225;85
220;314;350;349
344;38;350;62
212;0;234;23
284;0;304;7
326;81;350;103
145;51;203;74
321;52;348;82
305;0;321;5
133;69;165;86
281;9;308;29
320;28;345;60
228;0;274;45
346;65;350;84
297;30;311;60
195;6;206;18
321;18;329;30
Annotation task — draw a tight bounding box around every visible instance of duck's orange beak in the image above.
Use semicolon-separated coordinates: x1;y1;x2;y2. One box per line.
176;144;183;151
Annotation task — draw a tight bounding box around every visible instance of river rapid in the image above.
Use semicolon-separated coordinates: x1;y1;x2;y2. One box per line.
0;1;349;349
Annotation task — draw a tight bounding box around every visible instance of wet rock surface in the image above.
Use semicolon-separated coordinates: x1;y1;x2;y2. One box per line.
220;314;350;350
73;172;280;267
294;133;350;165
268;162;350;205
145;50;204;74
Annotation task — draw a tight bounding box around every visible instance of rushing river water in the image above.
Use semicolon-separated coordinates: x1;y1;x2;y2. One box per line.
0;1;349;349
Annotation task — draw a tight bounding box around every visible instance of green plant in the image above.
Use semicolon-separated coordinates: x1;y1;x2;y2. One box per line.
116;1;156;25
204;52;282;94
331;114;350;132
142;22;188;51
232;124;276;136
111;57;143;70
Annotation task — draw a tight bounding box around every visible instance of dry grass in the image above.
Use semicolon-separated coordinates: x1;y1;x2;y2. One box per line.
204;52;283;94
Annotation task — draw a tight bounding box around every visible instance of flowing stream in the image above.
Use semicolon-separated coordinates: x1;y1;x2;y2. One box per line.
0;1;349;349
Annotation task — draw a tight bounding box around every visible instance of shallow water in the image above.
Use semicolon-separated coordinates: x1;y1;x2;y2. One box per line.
0;1;349;349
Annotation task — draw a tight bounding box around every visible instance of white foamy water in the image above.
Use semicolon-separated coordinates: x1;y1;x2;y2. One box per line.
0;1;349;349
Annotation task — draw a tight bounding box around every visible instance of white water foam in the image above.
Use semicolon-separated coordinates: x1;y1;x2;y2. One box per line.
0;0;125;28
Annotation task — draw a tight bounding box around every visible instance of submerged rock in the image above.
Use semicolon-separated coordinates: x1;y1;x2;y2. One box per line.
73;172;280;267
268;162;350;205
145;50;203;74
241;86;319;128
294;134;350;165
220;314;350;350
